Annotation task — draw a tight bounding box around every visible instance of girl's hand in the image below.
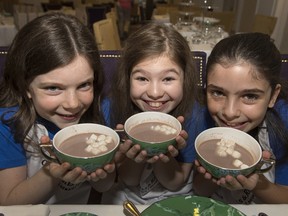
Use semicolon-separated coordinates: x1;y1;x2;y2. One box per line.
47;162;88;185
216;174;259;191
217;150;273;190
40;136;87;184
194;159;214;179
88;162;116;182
195;150;272;190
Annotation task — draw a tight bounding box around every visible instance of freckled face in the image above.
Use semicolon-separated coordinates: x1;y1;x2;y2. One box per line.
130;55;184;113
27;55;94;129
206;63;280;132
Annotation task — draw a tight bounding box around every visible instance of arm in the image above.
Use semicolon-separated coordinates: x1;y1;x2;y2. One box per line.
89;162;116;192
153;159;192;191
0;163;62;205
193;159;219;196
252;175;288;203
0;161;95;205
0;134;107;205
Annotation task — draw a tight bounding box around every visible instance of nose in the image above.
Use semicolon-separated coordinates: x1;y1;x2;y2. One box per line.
62;91;80;109
146;82;164;99
222;98;240;120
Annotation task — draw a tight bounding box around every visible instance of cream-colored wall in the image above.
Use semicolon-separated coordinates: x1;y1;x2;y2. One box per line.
233;0;288;53
271;0;288;53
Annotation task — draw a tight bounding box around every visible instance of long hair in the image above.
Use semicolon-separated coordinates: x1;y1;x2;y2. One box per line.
205;32;288;154
109;22;199;127
0;13;104;143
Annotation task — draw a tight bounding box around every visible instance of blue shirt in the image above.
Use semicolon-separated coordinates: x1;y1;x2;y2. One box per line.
0;107;59;169
189;100;288;186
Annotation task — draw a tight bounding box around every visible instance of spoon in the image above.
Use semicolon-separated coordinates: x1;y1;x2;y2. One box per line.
123;200;141;216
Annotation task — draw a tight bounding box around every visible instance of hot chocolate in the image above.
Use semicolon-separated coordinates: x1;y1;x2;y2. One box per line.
198;138;255;169
128;122;178;143
59;132;115;157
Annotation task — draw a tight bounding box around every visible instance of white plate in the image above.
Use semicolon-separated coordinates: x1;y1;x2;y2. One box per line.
193;16;220;24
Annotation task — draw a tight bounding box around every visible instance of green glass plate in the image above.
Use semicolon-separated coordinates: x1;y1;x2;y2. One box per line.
141;195;246;216
60;212;97;216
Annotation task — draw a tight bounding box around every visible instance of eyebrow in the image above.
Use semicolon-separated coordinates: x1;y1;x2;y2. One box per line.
207;84;265;94
131;68;182;75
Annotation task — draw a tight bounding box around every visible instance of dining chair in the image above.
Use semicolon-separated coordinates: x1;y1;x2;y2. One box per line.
86;6;108;32
105;11;121;49
0;46;9;79
281;54;288;80
41;3;62;12
169;7;179;24
99;50;121;96
97;50;207;95
192;51;207;88
155;3;170;15
209;11;236;34
93;18;122;50
253;14;277;36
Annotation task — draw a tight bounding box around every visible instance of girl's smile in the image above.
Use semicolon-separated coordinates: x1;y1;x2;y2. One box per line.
206;62;280;133
130;55;184;113
27;55;94;129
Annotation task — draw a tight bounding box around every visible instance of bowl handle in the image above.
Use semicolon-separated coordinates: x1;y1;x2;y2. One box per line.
39;143;61;164
254;158;275;174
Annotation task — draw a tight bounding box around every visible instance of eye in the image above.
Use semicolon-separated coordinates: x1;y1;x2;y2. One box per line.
134;76;148;82
79;81;93;90
45;86;61;92
243;94;259;103
42;85;62;95
163;76;176;82
209;90;224;97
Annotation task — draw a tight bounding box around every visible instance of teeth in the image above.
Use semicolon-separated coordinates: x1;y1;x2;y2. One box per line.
61;114;75;117
148;102;162;108
225;122;242;127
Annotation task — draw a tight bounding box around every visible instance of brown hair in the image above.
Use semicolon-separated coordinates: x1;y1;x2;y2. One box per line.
109;22;199;127
0;12;104;143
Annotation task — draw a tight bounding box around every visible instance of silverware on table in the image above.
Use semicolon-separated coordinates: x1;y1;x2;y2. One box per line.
123;200;141;216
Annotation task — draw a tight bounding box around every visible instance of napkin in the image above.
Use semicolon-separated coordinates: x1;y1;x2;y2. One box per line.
0;204;50;216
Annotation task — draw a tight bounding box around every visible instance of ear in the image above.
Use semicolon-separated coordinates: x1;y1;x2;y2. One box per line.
268;84;281;108
26;90;32;99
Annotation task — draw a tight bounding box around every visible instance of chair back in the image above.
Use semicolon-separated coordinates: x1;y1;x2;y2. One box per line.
0;47;9;79
93;18;121;50
210;11;236;34
192;51;206;87
281;54;288;80
86;6;107;32
98;50;207;95
106;11;121;49
99;50;121;95
0;49;206;91
253;14;277;36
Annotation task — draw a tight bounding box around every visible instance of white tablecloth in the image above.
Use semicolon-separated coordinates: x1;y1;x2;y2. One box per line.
176;24;229;57
0;16;18;47
152;17;228;57
50;204;288;216
1;204;288;216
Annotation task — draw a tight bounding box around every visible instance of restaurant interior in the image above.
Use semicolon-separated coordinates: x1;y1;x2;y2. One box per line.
0;0;288;215
1;0;287;88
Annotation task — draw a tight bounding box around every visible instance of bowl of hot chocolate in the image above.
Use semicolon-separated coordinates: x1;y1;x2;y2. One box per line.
124;112;182;156
195;127;275;179
41;123;120;173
